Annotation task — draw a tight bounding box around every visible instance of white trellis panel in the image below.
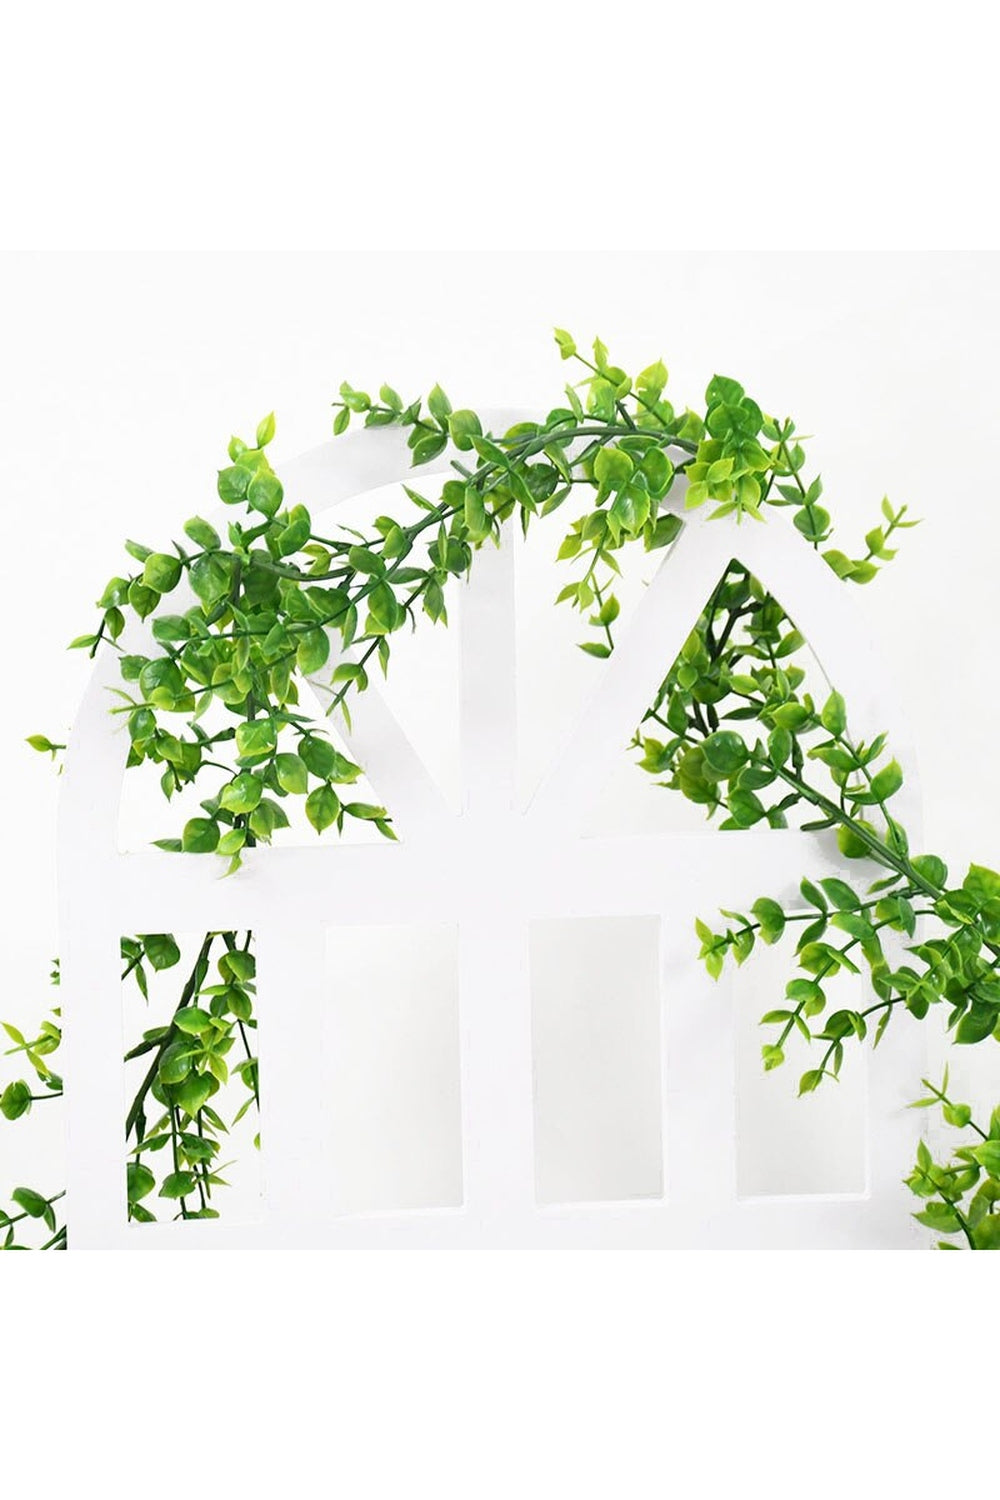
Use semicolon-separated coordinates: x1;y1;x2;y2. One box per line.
60;411;926;1249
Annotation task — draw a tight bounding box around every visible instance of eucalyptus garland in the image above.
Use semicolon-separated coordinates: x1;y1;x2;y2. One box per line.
2;330;997;1248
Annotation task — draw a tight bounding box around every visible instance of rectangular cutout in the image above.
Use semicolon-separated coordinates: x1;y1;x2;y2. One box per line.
121;930;263;1227
530;914;663;1205
323;923;463;1214
735;936;867;1198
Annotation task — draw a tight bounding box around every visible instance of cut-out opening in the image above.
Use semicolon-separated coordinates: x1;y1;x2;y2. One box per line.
122;929;263;1227
323;922;463;1215
116;686;396;853
735;930;868;1199
583;555;850;840
115;474;464;855
530;915;664;1205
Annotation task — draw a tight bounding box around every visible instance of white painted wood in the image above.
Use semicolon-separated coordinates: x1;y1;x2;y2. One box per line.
59;412;925;1248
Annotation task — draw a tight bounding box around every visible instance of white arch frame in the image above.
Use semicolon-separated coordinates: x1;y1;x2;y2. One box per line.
59;411;926;1248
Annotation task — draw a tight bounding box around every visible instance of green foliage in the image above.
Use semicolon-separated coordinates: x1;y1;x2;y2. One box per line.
0;966;65;1248
905;1073;1000;1249
75;342;899;874
121;931;259;1225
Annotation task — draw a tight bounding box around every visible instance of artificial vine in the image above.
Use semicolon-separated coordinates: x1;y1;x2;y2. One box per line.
2;330;996;1248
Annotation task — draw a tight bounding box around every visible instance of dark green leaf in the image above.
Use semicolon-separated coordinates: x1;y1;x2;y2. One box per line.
159;1171;198;1200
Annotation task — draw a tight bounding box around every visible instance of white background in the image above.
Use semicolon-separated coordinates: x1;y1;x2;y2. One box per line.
2;0;1000;1487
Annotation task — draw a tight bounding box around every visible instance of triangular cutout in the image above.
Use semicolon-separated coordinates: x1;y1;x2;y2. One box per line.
583;556;841;838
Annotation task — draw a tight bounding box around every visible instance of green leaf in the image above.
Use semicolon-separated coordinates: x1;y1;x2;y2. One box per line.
427;384;452;427
411;431;448;466
296;628;331;675
247;471;284;518
971;1142;1000;1177
794;505;831;541
142;553;182;594
1;1081;32;1121
217;465;250;504
820;690;847;736
973;1214;1000;1249
127;1162;156;1202
610;486;650;536
579;642;612;659
701;731;748;778
913;1201;962;1234
761;1045;785;1072
770;703;811;731
172;1008;213;1036
226;987;252;1023
728;788;765;827
142;934;181;970
221;949;255;983
299;736;337;778
962;863;1000;907
127;582;160;620
837;820;878;859
348;545;384;576
800;878;827;912
151;614;191;645
11;1187;49;1218
819;878;860;911
274;752;308;794
751;898;786;945
636;359;668;399
912;854;948;889
181;818;220;854
339;381;370;413
174;1073;213;1118
249;799;289;842
955;1003;998;1045
554;328;577;360
158;1040;194;1086
593;446;633;492
464;485;489;541
159;1171;198;1200
448;410;482;452
830;911;874;941
305;785;340;833
256;412;276;447
870;759;903;802
219;772;263;815
342;802;388;821
235;719;277;760
189;553;232;607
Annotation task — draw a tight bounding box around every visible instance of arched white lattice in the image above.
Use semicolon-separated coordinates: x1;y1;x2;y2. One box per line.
60;412;926;1248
